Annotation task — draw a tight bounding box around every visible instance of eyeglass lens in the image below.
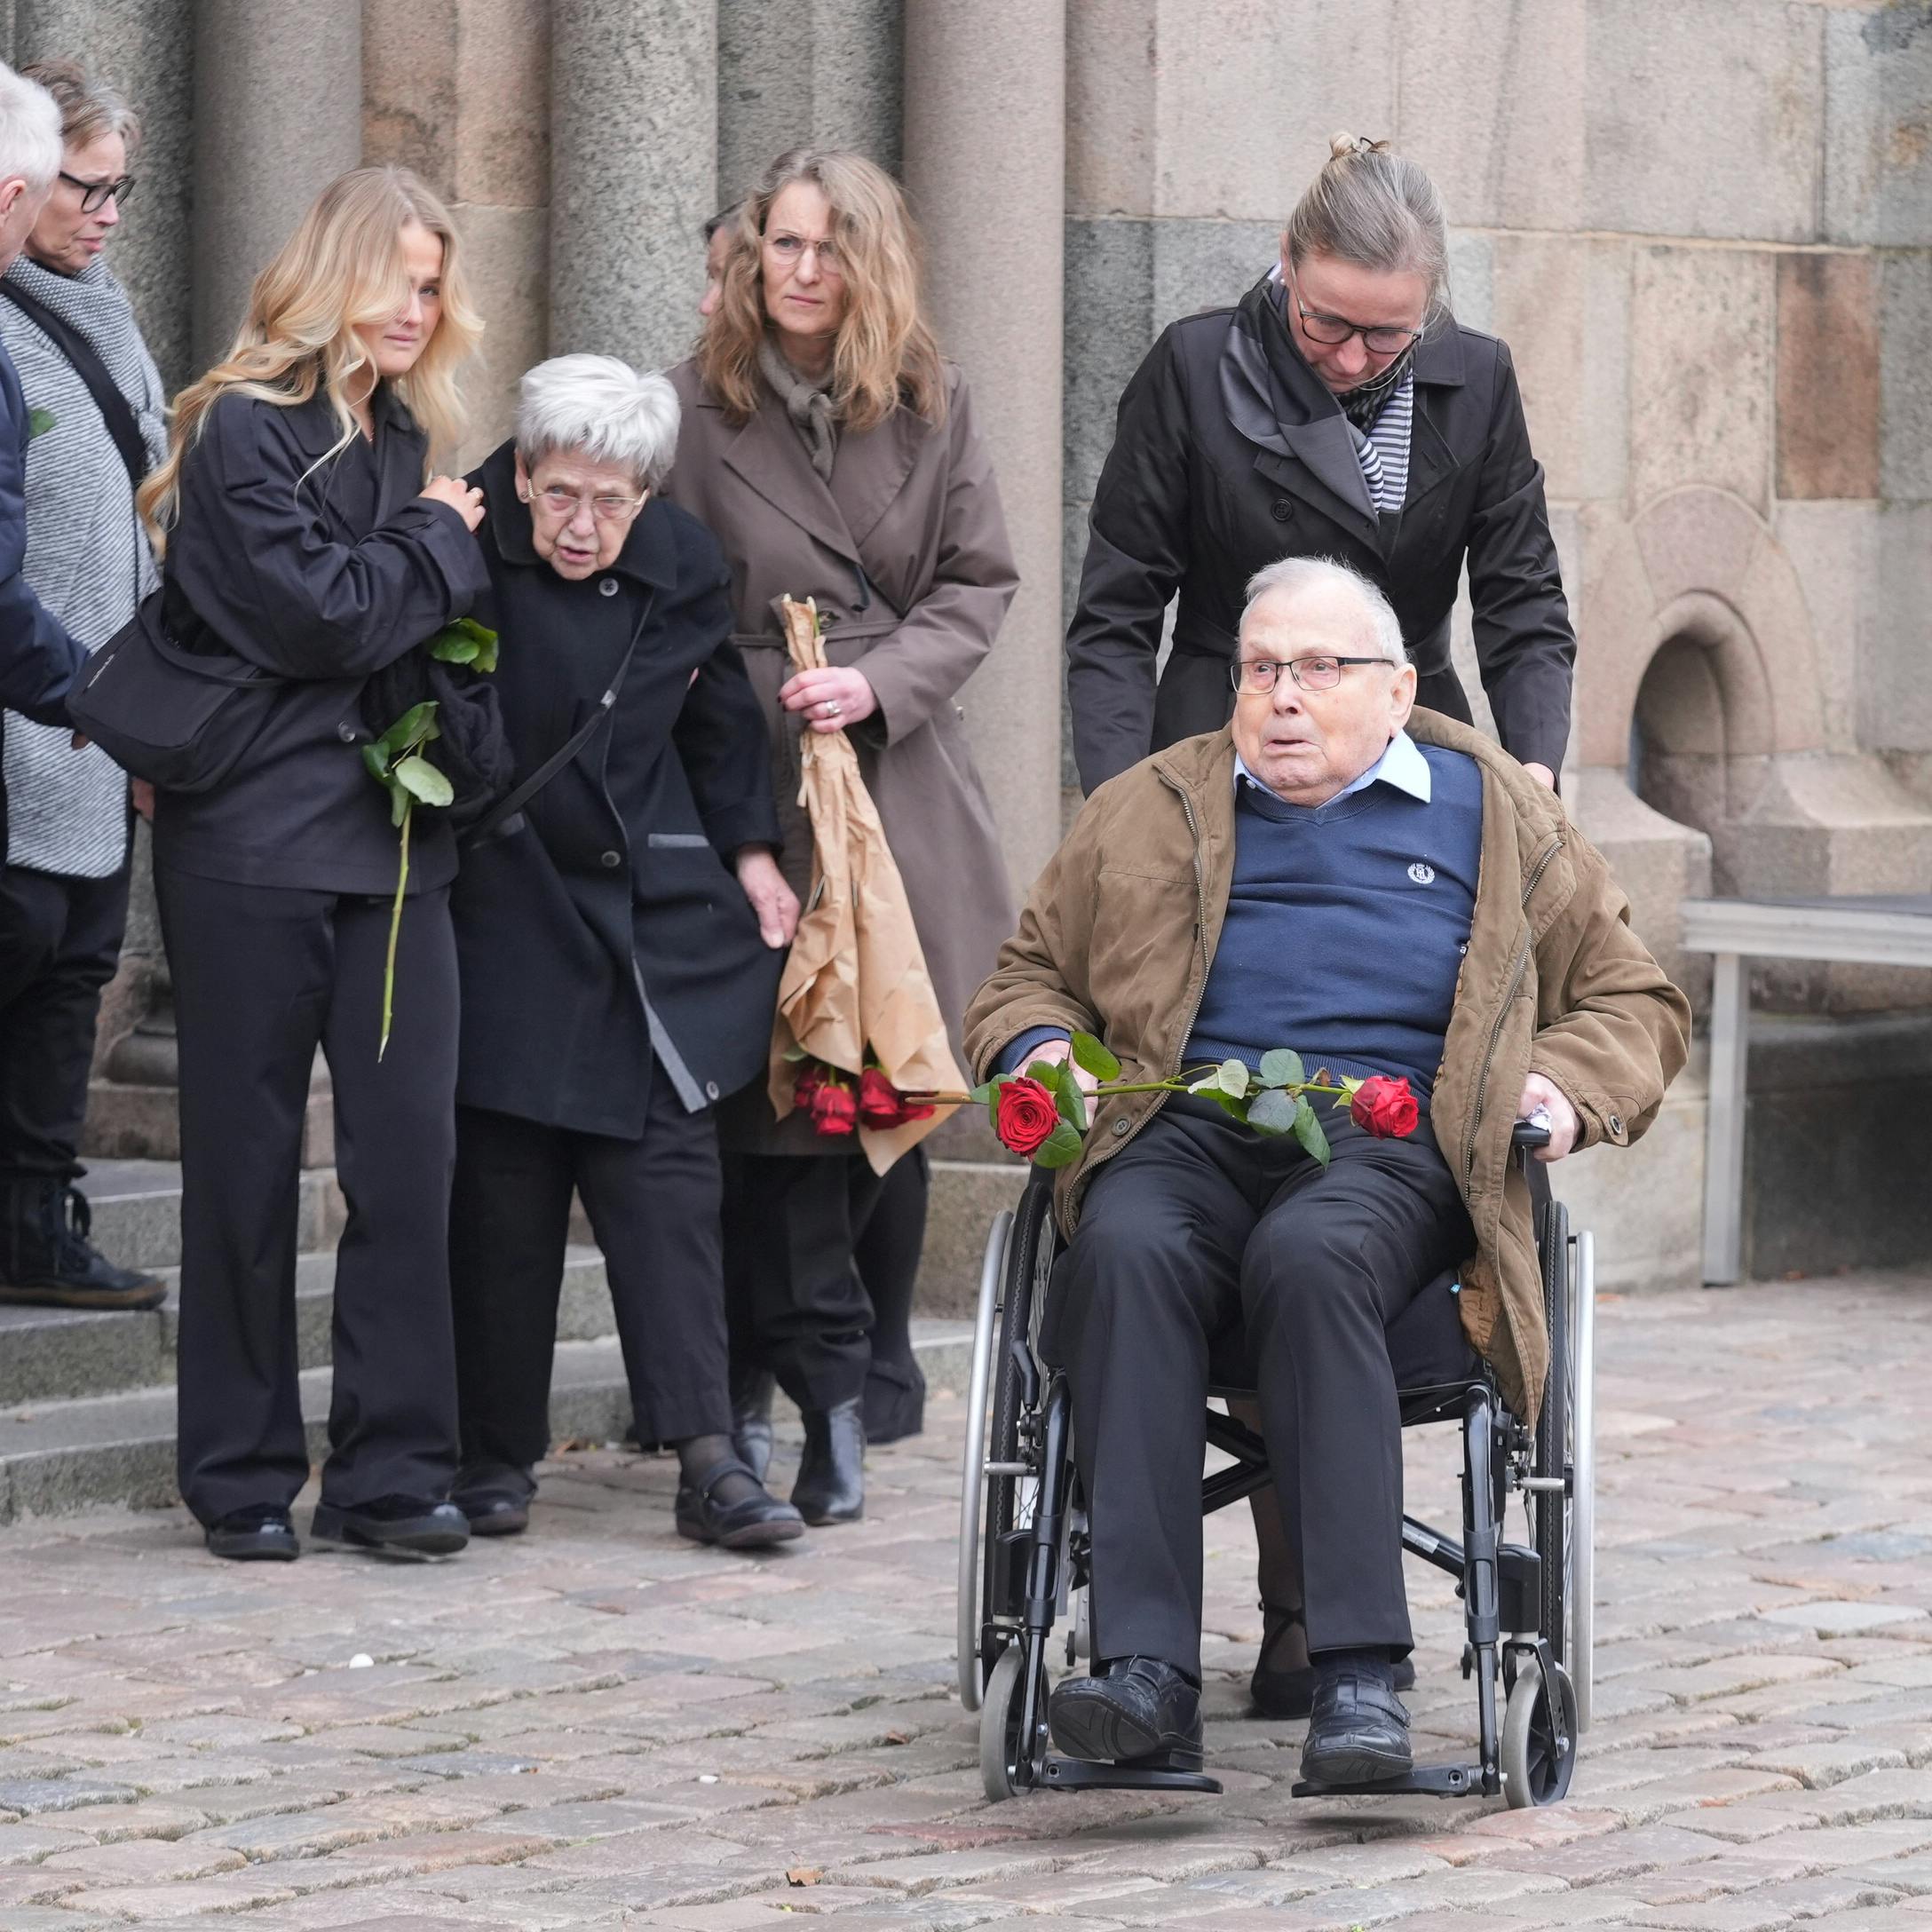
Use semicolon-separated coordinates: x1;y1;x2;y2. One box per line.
765;232;841;270
1299;312;1412;353
1232;657;1347;694
66;172;135;213
538;486;641;522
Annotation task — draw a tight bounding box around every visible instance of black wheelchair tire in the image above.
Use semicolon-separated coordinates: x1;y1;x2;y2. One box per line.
1533;1200;1571;1666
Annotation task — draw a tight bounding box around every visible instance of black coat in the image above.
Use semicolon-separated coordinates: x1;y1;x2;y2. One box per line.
0;335;85;857
449;442;783;1139
1067;274;1574;793
153;384;487;894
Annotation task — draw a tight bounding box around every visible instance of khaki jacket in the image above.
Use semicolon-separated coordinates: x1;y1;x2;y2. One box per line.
963;712;1690;1419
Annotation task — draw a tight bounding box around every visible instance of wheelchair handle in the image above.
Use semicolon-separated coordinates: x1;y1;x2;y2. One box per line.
1511;1118;1551;1152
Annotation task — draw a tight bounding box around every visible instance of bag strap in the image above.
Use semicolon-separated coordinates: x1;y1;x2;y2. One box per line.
461;631;642;849
0;281;150;488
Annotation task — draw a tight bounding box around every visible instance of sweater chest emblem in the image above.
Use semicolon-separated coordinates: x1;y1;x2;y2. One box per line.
1407;861;1437;885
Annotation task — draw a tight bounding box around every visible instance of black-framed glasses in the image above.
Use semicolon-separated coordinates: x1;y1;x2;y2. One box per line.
1231;654;1394;695
59;170;135;213
1286;268;1419;356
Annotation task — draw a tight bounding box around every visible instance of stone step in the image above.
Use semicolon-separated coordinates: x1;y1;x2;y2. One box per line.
0;1321;972;1524
71;1160;344;1276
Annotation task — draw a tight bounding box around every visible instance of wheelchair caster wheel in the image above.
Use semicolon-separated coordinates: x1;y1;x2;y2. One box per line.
1501;1654;1578;1808
979;1643;1033;1802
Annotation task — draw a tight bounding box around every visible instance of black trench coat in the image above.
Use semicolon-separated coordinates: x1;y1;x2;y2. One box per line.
448;443;782;1140
1067;273;1575;794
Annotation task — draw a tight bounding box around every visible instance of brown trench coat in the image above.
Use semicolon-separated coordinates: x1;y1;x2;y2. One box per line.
663;358;1020;1153
962;713;1692;1421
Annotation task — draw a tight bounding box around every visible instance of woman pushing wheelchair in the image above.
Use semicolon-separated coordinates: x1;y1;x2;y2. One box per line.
964;556;1688;1788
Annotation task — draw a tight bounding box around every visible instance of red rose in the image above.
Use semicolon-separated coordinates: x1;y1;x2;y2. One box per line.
859;1067;906;1128
808;1077;858;1137
794;1062;824;1111
995;1076;1061;1158
1350;1075;1419;1139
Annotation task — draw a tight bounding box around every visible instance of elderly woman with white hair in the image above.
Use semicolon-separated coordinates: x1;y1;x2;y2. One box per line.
446;352;804;1549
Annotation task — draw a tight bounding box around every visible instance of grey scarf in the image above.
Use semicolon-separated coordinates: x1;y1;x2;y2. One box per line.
757;334;837;481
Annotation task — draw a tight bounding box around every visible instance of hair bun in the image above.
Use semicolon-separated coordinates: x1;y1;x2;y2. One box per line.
1328;131;1390;161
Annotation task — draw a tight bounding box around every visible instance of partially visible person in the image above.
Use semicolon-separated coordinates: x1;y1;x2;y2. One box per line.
446;353;803;1550
0;63;83;864
663;148;1017;1524
699;205;733;319
139;166;488;1564
0;59;166;1316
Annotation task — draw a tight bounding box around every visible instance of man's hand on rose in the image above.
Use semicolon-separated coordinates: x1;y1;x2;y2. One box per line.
735;846;799;948
1517;1073;1580;1163
781;665;877;735
1020;1035;1098;1100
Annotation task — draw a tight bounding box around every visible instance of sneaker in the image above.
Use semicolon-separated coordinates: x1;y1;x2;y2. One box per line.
0;1179;164;1310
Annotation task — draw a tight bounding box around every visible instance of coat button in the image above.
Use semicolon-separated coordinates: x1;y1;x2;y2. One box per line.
1270;496;1295;523
1608;1113;1624;1138
337;722;356;742
600;850;622;867
598;577;618;597
705;1081;720;1100
1112;1117;1129;1136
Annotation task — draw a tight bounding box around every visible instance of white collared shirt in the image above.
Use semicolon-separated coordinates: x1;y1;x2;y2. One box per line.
1234;728;1433;807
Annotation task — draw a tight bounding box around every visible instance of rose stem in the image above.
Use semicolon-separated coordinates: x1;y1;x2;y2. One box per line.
378;800;412;1062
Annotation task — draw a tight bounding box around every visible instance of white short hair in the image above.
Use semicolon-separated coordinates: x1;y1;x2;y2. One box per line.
1243;555;1408;664
0;62;62;195
516;353;681;490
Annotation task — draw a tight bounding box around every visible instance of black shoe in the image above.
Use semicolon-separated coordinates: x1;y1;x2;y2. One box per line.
1049;1656;1204;1770
310;1495;469;1556
205;1505;298;1562
731;1370;775;1486
791;1397;864;1525
0;1180;165;1310
452;1465;534;1537
862;1353;926;1445
675;1455;805;1550
1299;1667;1413;1786
1250;1603;1416;1719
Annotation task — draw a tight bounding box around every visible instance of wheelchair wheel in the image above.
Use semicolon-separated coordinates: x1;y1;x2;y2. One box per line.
1532;1200;1570;1667
1571;1231;1596;1732
978;1641;1032;1802
958;1208;1015;1710
1501;1652;1578;1808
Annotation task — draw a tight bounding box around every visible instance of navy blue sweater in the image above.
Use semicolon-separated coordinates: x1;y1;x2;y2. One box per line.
1184;746;1484;1102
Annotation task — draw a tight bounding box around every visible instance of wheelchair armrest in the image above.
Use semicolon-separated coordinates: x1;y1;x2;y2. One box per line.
1511;1120;1551;1153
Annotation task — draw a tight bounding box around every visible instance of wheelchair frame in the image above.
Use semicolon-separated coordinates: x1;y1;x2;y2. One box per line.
956;1128;1595;1809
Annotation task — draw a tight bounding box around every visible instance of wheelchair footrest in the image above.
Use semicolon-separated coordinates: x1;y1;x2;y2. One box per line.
1038;1754;1222;1795
1293;1762;1484;1800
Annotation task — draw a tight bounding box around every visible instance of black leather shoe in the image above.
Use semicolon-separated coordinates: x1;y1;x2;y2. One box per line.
1299;1668;1413;1786
311;1496;469;1556
676;1455;805;1550
1049;1656;1203;1770
791;1398;864;1524
0;1180;165;1310
1251;1603;1416;1719
205;1505;298;1562
731;1370;776;1486
452;1467;534;1537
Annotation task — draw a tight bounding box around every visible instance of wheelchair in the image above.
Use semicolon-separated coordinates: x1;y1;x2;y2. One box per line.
956;1121;1595;1809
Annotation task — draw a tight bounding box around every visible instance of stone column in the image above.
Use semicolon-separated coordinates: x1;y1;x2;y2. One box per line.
549;0;715;371
190;0;364;371
903;0;1065;895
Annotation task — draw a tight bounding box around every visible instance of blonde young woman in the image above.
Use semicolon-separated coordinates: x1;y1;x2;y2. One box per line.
663;149;1017;1526
138;167;487;1563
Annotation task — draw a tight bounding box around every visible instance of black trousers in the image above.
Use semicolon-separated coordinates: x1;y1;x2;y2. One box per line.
1046;1097;1474;1680
156;865;461;1525
0;863;131;1183
721;1147;928;1413
449;1090;732;1477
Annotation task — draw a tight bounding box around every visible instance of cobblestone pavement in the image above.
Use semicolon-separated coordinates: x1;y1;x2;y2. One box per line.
1;1274;1929;1930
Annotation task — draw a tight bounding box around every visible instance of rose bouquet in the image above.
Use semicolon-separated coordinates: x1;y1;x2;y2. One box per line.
907;1031;1418;1169
790;1053;938;1139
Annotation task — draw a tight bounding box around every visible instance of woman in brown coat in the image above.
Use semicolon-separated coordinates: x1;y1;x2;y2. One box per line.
663;148;1017;1524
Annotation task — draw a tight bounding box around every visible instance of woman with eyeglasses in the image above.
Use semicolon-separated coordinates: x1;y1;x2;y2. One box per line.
1066;132;1574;798
662;148;1017;1527
0;60;167;1318
442;352;804;1550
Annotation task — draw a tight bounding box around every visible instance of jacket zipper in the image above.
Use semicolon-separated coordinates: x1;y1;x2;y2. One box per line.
1461;831;1564;1188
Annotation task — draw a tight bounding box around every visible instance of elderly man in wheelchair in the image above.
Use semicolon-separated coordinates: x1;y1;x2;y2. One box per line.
962;556;1688;1794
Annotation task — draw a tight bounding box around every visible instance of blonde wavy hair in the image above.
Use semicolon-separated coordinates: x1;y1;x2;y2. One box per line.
139;166;481;541
699;148;945;432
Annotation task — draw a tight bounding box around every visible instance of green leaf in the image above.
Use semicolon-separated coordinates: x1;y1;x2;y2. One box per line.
1211;1089;1251;1123
1247;1088;1299;1136
26;406;53;439
1069;1030;1120;1081
1187;1069;1223;1096
392;754;454;808
1293;1097;1331;1167
1258;1048;1304;1089
1030;1119;1086;1169
388;780;409;827
361;741;391;781
1056;1078;1088;1134
429;617;500;674
1218;1059;1249;1099
1024;1058;1066;1091
433;634;478;665
377;701;439;759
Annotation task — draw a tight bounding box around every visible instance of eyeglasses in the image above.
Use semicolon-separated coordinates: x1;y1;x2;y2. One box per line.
1286;269;1419;356
1231;655;1394;695
763;230;843;274
531;484;646;523
59;170;135;214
